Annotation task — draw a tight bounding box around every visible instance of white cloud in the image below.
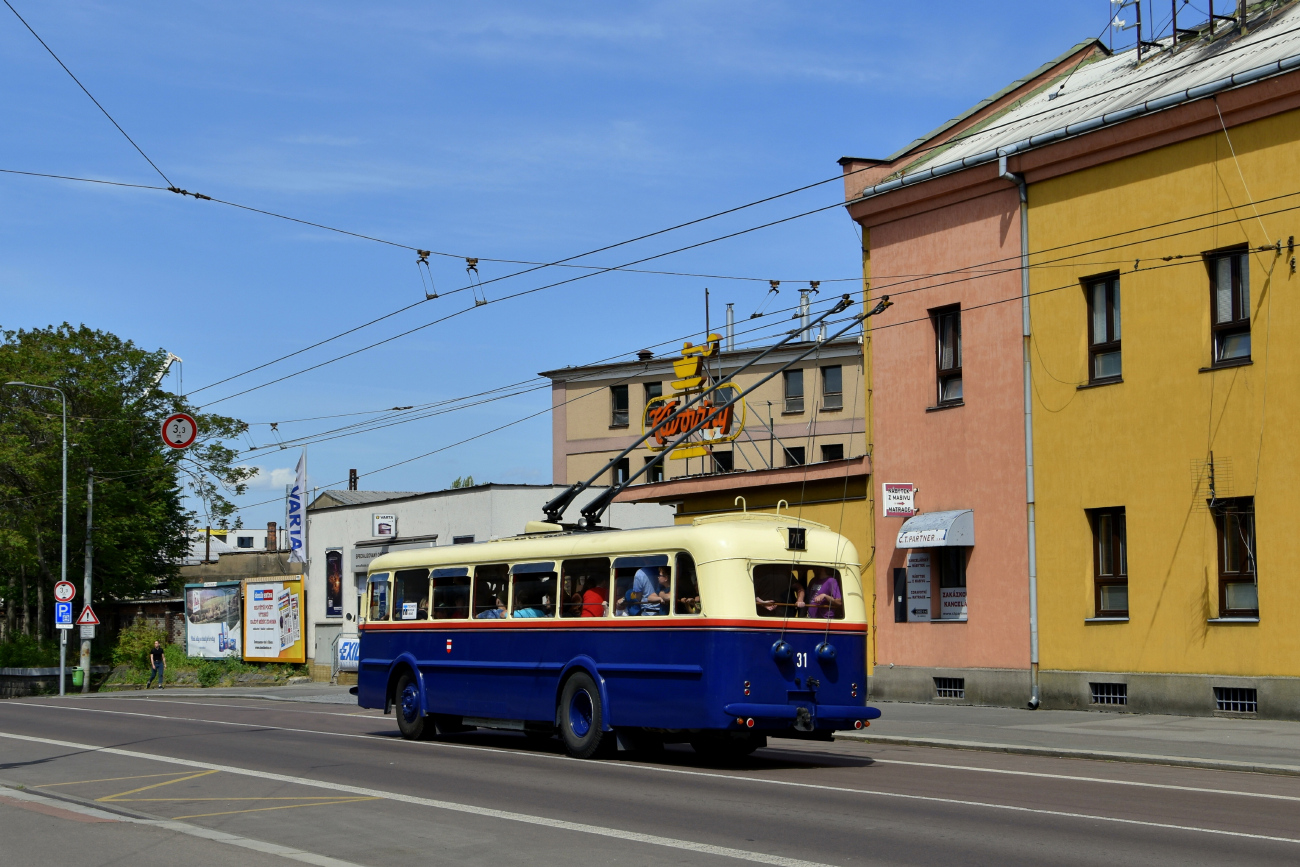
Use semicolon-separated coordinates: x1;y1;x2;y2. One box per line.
247;466;297;490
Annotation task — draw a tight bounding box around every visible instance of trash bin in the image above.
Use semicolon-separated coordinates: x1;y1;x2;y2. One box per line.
72;669;84;688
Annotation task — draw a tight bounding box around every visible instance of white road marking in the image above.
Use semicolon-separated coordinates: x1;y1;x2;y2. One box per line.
12;699;1300;806
0;784;364;867
4;715;1300;849
0;731;839;867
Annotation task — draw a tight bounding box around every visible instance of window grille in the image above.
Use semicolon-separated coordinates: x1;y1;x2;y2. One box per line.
1090;682;1128;705
1214;686;1257;714
934;677;965;699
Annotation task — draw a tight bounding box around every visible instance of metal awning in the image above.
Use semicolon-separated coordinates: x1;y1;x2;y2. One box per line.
896;510;974;548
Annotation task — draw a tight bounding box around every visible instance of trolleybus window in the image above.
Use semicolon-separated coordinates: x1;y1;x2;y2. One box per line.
511;562;557;618
367;573;390;621
561;558;611;618
431;567;471;620
392;569;430;621
473;564;508;619
754;564;808;618
674;553;701;615
612;555;670;616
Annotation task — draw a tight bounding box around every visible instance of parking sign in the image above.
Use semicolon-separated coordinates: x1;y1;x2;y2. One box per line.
55;601;73;629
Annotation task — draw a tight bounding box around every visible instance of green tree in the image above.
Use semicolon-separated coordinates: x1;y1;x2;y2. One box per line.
0;324;254;639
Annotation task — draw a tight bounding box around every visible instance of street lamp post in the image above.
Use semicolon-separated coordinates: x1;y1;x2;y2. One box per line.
5;382;69;696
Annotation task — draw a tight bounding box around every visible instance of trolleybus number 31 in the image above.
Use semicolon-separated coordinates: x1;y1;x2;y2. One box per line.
795;652;808;668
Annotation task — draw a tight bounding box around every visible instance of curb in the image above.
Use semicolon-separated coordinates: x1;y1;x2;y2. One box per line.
833;732;1300;777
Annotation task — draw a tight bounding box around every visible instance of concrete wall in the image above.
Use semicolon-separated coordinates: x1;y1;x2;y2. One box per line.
864;185;1032;675
1029;106;1300;681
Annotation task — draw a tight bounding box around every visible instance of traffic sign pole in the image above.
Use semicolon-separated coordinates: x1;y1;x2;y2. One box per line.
81;468;93;693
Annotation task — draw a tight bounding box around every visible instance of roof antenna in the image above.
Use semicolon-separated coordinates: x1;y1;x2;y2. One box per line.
416;250;436;299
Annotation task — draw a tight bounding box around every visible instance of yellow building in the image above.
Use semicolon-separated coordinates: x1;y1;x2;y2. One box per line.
842;3;1300;716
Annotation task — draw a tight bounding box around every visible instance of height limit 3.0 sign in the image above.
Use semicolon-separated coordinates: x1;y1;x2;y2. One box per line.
162;412;198;449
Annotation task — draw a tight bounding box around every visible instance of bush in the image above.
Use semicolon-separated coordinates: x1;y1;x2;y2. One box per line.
0;635;62;668
112;621;168;670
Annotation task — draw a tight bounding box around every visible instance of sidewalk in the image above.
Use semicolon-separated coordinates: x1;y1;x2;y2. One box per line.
838;701;1300;775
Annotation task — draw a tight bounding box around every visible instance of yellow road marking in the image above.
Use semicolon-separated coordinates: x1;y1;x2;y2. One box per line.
170;797;380;821
37;771;198;789
98;769;218;801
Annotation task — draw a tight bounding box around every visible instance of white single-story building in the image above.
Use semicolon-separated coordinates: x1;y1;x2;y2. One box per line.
303;483;675;666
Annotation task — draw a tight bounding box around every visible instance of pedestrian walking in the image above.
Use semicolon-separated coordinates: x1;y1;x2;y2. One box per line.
145;640;166;689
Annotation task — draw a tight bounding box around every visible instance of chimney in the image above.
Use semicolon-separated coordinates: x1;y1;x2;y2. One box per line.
266;521;278;551
725;303;735;351
636;349;653;362
348;469;358;491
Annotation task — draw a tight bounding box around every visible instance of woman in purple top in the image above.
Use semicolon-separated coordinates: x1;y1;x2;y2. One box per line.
807;568;843;619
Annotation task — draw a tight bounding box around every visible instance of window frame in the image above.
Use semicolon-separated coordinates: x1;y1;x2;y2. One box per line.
1085;273;1122;383
1206;246;1251;366
712;449;733;473
643;381;662;405
783;368;805;414
820;365;843;411
1089;507;1129;618
610;384;630;427
820;443;844;463
612;457;630;486
643;454;664;483
783;445;805;467
932;305;963;406
1213;497;1258;618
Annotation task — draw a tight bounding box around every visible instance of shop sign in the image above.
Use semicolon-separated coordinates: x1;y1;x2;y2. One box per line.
898;527;946;546
644;385;744;451
337;636;360;672
883;483;916;517
372;514;397;538
940;587;968;621
905;551;931;622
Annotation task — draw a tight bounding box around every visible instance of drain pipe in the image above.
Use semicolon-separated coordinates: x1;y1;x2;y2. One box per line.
1000;155;1040;710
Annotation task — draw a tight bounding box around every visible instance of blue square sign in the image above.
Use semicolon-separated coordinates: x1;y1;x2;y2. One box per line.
55;601;72;628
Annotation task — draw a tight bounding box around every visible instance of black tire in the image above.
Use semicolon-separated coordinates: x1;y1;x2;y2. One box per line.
394;672;431;740
558;672;614;759
689;732;766;759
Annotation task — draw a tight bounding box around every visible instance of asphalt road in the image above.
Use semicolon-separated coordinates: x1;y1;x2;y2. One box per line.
2;689;1299;866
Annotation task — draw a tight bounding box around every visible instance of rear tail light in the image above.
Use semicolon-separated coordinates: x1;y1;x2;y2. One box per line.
853;720;869;730
746;718;755;728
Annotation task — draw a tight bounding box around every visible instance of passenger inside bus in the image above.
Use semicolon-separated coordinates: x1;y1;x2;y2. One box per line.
807;566;844;619
473;565;509;619
612;555;670;615
674;553;701;614
632;566;671;616
561;558;610;618
432;569;471;620
753;564;808;617
392;569;429;621
511;564;556;618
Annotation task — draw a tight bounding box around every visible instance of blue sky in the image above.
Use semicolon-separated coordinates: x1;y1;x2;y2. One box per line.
0;1;1122;529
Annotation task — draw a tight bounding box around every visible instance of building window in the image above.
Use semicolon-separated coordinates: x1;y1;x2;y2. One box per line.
644;381;662;405
236;536;254;549
610;384;629;427
712;450;733;473
783;446;805;467
1090;682;1128;706
1090;507;1128;617
935;548;967;621
783;369;804;414
1213;497;1257;617
452;535;474;545
1214;686;1257;713
933;306;962;405
643;455;664;483
1208;248;1251;364
934;677;965;699
821;365;843;411
1086;274;1121;381
613;457;630;486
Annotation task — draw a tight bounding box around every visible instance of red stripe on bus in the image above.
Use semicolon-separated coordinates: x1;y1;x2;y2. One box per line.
360;618;865;633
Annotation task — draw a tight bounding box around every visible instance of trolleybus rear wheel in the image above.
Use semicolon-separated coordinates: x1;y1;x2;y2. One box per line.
394;673;430;740
559;672;613;759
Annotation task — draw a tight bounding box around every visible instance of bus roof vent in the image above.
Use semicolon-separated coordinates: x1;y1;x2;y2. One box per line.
524;521;565;535
692;512;829;530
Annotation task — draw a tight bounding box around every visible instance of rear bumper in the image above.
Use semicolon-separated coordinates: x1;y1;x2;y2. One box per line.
722;702;882;724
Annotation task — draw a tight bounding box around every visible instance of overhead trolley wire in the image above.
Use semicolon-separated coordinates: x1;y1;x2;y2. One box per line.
3;0;173;187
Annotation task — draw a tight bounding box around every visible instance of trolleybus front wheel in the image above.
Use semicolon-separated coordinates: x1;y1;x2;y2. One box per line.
394;673;431;740
559;672;613;759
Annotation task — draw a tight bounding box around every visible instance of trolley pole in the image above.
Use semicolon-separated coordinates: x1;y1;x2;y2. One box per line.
81;468;93;693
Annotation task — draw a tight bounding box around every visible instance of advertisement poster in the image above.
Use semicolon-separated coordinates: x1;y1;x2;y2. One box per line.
905;551;931;622
883;483;916;517
372;513;396;538
243;578;306;662
940;587;968;621
337;636;360;672
184;582;242;658
325;548;343;618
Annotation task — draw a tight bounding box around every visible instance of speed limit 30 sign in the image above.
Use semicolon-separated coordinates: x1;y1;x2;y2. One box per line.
162;412;198;449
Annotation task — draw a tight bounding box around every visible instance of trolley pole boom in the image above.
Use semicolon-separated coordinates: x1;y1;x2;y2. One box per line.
541;295;861;525
577;295;891;528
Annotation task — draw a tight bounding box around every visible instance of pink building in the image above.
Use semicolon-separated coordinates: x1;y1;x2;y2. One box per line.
841;40;1105;706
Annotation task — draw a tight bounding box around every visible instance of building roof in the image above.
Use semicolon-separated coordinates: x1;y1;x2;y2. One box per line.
310;490;421;509
858;2;1300;198
539;337;862;383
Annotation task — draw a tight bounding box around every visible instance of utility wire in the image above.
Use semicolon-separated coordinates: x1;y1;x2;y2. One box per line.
3;0;173;187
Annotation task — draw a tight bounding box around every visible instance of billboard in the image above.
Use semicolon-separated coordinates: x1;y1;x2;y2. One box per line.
184;582;242;658
243;578;306;663
325;548;343;618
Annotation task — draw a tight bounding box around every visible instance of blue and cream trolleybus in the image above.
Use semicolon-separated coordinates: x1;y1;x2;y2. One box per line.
356;511;880;758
